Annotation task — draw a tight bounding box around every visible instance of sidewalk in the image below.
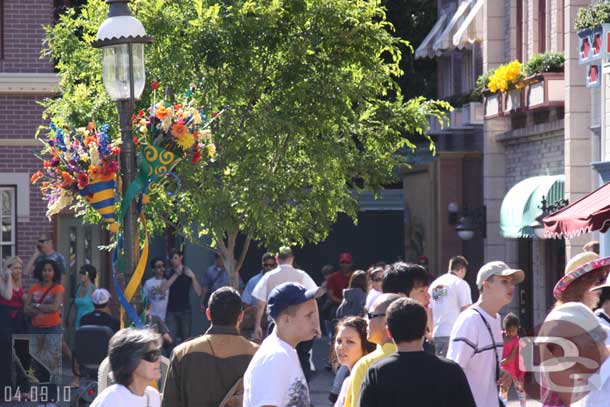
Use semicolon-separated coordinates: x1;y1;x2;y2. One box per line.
308;338;542;407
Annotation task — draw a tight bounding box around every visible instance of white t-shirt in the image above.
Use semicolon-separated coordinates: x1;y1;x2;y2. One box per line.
243;331;310;407
595;309;610;347
334;375;351;407
143;277;169;321
428;273;472;338
447;304;502;407
90;384;161;407
365;288;381;310
251;264;318;302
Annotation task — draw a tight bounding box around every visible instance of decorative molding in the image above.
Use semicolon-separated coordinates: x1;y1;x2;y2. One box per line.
0;73;60;94
0;138;41;147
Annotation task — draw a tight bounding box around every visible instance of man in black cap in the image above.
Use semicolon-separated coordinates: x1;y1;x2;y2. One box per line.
243;282;321;407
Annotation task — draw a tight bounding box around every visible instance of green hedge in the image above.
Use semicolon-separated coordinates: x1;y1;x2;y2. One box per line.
523;52;564;77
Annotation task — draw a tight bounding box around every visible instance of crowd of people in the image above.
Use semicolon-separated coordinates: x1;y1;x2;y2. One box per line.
4;236;610;407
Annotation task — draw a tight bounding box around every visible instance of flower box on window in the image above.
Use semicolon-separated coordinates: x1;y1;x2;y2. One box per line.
483;92;502;119
525;72;564;110
502;89;523;114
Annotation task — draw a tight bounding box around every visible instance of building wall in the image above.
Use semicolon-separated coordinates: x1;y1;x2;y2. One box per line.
503;126;565;187
0;1;56;263
564;0;596;257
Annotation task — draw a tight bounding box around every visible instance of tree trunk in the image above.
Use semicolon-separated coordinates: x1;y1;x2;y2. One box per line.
215;230;251;289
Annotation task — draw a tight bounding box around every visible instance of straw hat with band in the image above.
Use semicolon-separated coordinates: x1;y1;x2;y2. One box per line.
553;252;610;300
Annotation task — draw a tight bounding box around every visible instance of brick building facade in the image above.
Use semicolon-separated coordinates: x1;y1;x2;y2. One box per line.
0;0;57;264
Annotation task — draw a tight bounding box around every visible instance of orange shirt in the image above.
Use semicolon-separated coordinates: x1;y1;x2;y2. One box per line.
29;283;64;328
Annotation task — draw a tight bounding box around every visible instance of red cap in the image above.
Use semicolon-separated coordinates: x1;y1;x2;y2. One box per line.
339;252;353;262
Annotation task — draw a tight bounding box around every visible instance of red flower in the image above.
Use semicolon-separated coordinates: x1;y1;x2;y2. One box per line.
191;149;202;164
43;160;51;169
151;80;159;91
103;160;119;175
132;136;140;146
77;173;89;189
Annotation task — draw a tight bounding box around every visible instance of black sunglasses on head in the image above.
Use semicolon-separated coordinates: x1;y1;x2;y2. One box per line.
367;312;386;320
142;349;162;363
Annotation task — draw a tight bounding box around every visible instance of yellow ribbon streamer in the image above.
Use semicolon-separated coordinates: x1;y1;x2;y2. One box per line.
120;214;150;329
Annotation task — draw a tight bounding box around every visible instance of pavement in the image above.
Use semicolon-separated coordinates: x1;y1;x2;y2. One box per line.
308;337;542;407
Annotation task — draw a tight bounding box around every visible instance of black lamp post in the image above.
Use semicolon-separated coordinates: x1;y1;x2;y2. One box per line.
93;0;153;280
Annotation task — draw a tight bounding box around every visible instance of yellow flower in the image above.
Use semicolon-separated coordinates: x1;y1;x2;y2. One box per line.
206;143;216;157
175;132;195;151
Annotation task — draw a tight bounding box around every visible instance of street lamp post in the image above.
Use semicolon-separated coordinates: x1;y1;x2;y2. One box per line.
93;0;152;282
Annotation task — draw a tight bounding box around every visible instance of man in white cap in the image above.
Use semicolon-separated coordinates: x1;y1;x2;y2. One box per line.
447;261;525;407
538;302;610;407
80;288;120;333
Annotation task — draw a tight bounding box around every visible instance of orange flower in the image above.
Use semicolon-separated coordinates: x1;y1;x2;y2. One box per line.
84;135;97;146
192;130;199;140
171;123;188;138
31;171;44;183
61;171;75;188
156;106;169;120
88;165;101;178
43;160;51;168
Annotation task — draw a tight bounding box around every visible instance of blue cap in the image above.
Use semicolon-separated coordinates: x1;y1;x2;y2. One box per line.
267;282;318;319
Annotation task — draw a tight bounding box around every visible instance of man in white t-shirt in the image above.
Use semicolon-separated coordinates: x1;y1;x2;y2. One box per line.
243;282;321;407
252;246;318;340
447;261;525;407
429;255;472;357
143;257;169;321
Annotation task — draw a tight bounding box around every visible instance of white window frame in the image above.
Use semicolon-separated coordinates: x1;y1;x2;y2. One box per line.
0;185;16;261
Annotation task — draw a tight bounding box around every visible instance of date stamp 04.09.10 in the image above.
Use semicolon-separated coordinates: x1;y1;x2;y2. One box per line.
3;386;71;404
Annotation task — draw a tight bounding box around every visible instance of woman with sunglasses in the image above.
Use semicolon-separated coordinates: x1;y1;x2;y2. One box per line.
365;267;384;310
91;328;162;407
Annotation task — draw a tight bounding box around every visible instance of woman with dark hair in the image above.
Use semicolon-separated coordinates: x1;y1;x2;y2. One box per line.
332;316;375;407
24;259;64;333
74;264;97;328
336;270;368;319
90;328;162;407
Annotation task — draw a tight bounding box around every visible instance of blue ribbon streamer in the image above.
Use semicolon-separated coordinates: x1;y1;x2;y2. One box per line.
112;233;143;328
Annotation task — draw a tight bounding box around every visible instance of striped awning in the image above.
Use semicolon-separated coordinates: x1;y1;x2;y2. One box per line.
415;12;449;59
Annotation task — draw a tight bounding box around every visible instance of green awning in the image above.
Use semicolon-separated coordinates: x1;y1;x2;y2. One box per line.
500;175;565;238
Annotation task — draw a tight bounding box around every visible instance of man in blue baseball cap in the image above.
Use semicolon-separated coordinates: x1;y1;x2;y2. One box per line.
243;282;321;407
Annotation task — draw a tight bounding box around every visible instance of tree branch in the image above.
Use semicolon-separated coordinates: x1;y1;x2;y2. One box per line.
158;214;216;253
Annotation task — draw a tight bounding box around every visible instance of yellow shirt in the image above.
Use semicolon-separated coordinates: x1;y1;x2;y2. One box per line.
345;342;397;407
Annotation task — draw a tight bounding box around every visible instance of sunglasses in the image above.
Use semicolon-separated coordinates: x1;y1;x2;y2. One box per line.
367;312;386;320
142;349;162;363
263;263;276;268
38;239;49;244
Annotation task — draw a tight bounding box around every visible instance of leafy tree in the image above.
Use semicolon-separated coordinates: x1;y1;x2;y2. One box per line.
41;0;449;286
